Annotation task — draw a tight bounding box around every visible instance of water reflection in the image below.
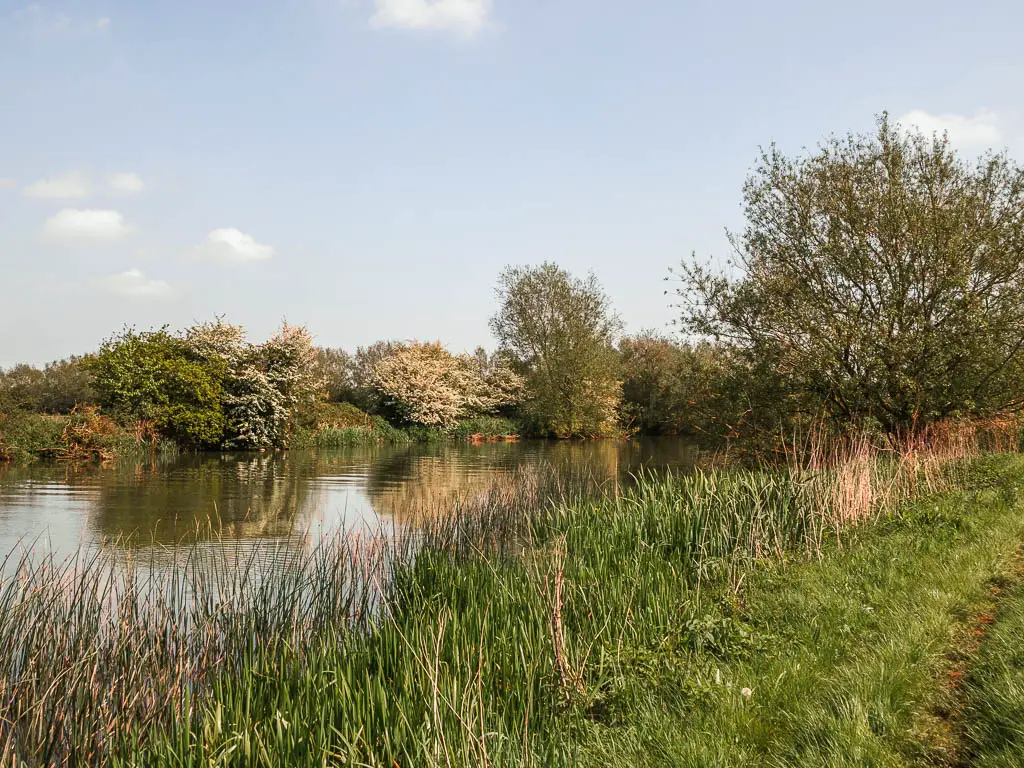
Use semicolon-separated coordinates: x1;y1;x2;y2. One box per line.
0;438;697;561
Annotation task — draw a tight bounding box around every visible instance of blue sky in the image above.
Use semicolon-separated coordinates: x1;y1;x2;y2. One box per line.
2;0;1022;366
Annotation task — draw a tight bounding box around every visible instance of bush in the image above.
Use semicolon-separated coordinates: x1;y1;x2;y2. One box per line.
371;342;523;429
86;328;227;448
453;416;521;439
0;408;129;463
0;412;66;462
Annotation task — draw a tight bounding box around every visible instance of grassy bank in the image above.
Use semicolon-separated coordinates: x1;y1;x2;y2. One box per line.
1;426;1023;766
961;563;1024;766
297;409;523;449
0;401;522;464
0;408;176;464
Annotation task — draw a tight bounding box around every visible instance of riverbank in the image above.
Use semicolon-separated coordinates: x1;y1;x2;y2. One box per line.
2;426;1023;765
0;404;524;464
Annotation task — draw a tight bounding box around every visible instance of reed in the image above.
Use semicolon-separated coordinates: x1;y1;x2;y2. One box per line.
0;420;1015;766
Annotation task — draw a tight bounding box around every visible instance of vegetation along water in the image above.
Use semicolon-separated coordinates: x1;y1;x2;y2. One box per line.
4;117;1024;765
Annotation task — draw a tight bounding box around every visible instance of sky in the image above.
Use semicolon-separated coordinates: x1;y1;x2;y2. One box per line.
2;0;1023;367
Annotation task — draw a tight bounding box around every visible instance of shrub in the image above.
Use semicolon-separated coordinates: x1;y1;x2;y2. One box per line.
183;319;325;450
371;342;523;429
453;416;521;439
86;328;226;448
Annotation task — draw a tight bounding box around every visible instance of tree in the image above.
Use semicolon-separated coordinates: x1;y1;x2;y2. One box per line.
674;115;1024;433
619;334;726;435
184;319;324;449
0;358;96;414
87;328;226;447
490;263;622;437
371;341;524;428
350;341;405;413
317;348;355;403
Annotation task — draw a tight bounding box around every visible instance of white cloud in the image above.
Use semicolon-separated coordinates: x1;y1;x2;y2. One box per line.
196;228;275;262
14;3;110;36
22;170;90;199
43;209;129;241
370;0;491;36
95;269;172;299
0;178;17;190
896;109;1004;151
108;172;145;194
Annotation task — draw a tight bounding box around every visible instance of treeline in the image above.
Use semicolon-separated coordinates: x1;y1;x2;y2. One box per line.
5;115;1024;460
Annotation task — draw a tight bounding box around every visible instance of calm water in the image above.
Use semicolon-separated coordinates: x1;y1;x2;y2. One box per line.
0;438;697;561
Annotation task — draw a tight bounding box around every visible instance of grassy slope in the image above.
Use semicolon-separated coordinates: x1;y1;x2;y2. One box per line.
567;456;1024;766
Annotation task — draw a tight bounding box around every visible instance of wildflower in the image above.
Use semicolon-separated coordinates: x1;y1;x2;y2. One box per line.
741;687;753;698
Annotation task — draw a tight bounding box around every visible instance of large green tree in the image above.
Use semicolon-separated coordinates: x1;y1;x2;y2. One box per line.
675;115;1024;433
490;263;622;437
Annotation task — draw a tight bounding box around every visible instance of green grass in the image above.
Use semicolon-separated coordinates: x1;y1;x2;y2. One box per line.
305;414;523;448
961;560;1024;766
562;455;1024;766
3;449;1024;766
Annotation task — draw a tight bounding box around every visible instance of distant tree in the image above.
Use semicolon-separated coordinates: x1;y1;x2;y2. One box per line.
260;323;323;416
619;333;793;444
87;328;226;447
0;365;45;413
674;115;1024;433
0;357;96;414
619;334;722;435
371;341;524;428
468;347;528;416
350;341;405;413
317;348;355;403
490;263;622;437
37;357;97;413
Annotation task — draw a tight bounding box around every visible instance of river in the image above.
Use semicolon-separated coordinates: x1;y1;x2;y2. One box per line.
0;438;698;562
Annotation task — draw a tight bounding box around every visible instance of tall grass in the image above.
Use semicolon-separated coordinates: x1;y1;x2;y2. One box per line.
0;420;1017;766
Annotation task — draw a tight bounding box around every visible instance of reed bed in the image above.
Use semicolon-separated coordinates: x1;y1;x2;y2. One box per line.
0;421;1017;767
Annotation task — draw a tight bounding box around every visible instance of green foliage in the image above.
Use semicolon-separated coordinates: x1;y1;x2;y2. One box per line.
298;400;374;430
619;333;730;436
316;347;355;403
453;416;521;438
491;263;623;437
675;115;1024;433
0;408;156;463
0;412;67;462
86;328;226;448
619;333;798;448
307;425;379;448
0;357;96;414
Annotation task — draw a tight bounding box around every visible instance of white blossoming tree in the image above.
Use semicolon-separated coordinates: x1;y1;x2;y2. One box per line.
183;319;324;449
371;342;523;429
